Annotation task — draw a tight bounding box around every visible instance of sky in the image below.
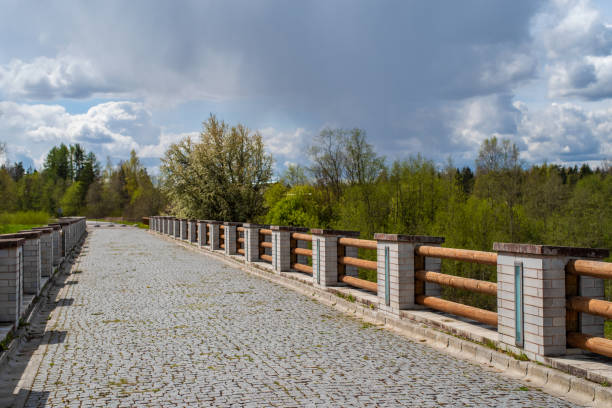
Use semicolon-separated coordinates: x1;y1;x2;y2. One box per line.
1;0;612;174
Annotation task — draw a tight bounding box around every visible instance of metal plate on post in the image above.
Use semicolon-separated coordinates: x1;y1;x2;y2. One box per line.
274;234;277;270
385;246;390;306
514;261;524;348
316;239;320;285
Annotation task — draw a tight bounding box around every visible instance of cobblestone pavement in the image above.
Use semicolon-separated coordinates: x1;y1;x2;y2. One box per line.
10;228;579;407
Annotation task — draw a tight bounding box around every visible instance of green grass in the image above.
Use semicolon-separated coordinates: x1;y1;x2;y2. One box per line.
605;321;612;339
0;211;50;234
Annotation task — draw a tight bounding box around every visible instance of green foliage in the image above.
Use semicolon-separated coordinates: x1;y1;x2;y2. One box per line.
0;211;50;234
0;141;162;220
265;185;322;227
60;181;85;216
161;115;273;221
0;211;50;225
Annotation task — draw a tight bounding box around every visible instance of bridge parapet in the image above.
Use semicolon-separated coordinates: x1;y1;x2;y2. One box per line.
152;214;612;362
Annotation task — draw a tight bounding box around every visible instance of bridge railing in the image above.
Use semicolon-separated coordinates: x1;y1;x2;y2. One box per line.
337;237;377;293
413;246;498;327
150;216;612;363
0;217;86;329
290;231;313;275
565;259;612;358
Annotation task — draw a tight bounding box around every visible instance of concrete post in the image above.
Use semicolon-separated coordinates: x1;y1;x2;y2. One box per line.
374;234;445;316
208;221;222;250
0;238;24;326
47;224;62;266
224;222;241;256
493;243;609;359
271;226;309;273
181;219;188;241
197;220;208;247
174;218;180;239
243;224;263;262
1;231;41;295
188;220;197;243
30;228;53;278
310;229;360;287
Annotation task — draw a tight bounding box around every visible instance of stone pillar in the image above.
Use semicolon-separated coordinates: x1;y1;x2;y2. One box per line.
224;223;241;255
271;226;309;273
208;221;222;250
173;218;180;239
58;222;69;256
197;220;207;247
311;229;359;287
180;219;188;241
579;276;605;336
1;231;41;295
0;238;23;326
47;224;62;266
30;228;53;278
374;234;445;316
188;220;197;243
162;217;167;235
243;224;262;262
493;243;609;359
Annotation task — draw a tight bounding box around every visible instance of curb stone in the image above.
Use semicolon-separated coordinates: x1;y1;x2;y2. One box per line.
154;231;612;407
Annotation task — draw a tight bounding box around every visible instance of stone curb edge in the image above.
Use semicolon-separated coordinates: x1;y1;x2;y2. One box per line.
155;231;612;407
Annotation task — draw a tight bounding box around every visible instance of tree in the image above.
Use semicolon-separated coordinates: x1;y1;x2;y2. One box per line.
308;128;347;201
474;136;524;241
161;115;273;221
60;182;84;216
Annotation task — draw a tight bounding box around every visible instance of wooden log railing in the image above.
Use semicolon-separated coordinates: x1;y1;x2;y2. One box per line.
337;238;377;294
565;258;612;358
415;245;497;265
259;229;272;263
290;232;312;275
414;245;498;327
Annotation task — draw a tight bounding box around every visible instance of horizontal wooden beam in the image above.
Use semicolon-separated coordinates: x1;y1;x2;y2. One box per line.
259;229;272;235
415;295;498;327
567;332;612;358
260;254;272;262
291;247;312;257
415;246;497;266
260;241;273;249
237;248;245;255
237;237;245;243
291;232;312;242
237;227;245;232
338;274;377;293
566;259;612;280
338;237;377;250
567;296;612;319
291;263;313;275
338;256;377;271
415;270;497;296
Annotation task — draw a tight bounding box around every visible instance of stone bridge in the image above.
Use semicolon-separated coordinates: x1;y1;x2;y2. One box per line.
0;223;609;406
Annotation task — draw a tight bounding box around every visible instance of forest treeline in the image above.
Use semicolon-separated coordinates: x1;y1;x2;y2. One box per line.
0;143;163;220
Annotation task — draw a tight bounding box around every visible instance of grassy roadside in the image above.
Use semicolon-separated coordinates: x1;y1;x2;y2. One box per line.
0;211;50;235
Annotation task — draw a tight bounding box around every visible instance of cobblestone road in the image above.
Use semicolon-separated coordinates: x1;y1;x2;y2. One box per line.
11;228;579;407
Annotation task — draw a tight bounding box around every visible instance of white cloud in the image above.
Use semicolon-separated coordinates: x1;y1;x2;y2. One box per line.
0;55;116;100
0;101;183;169
258;127;311;164
538;0;612;100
